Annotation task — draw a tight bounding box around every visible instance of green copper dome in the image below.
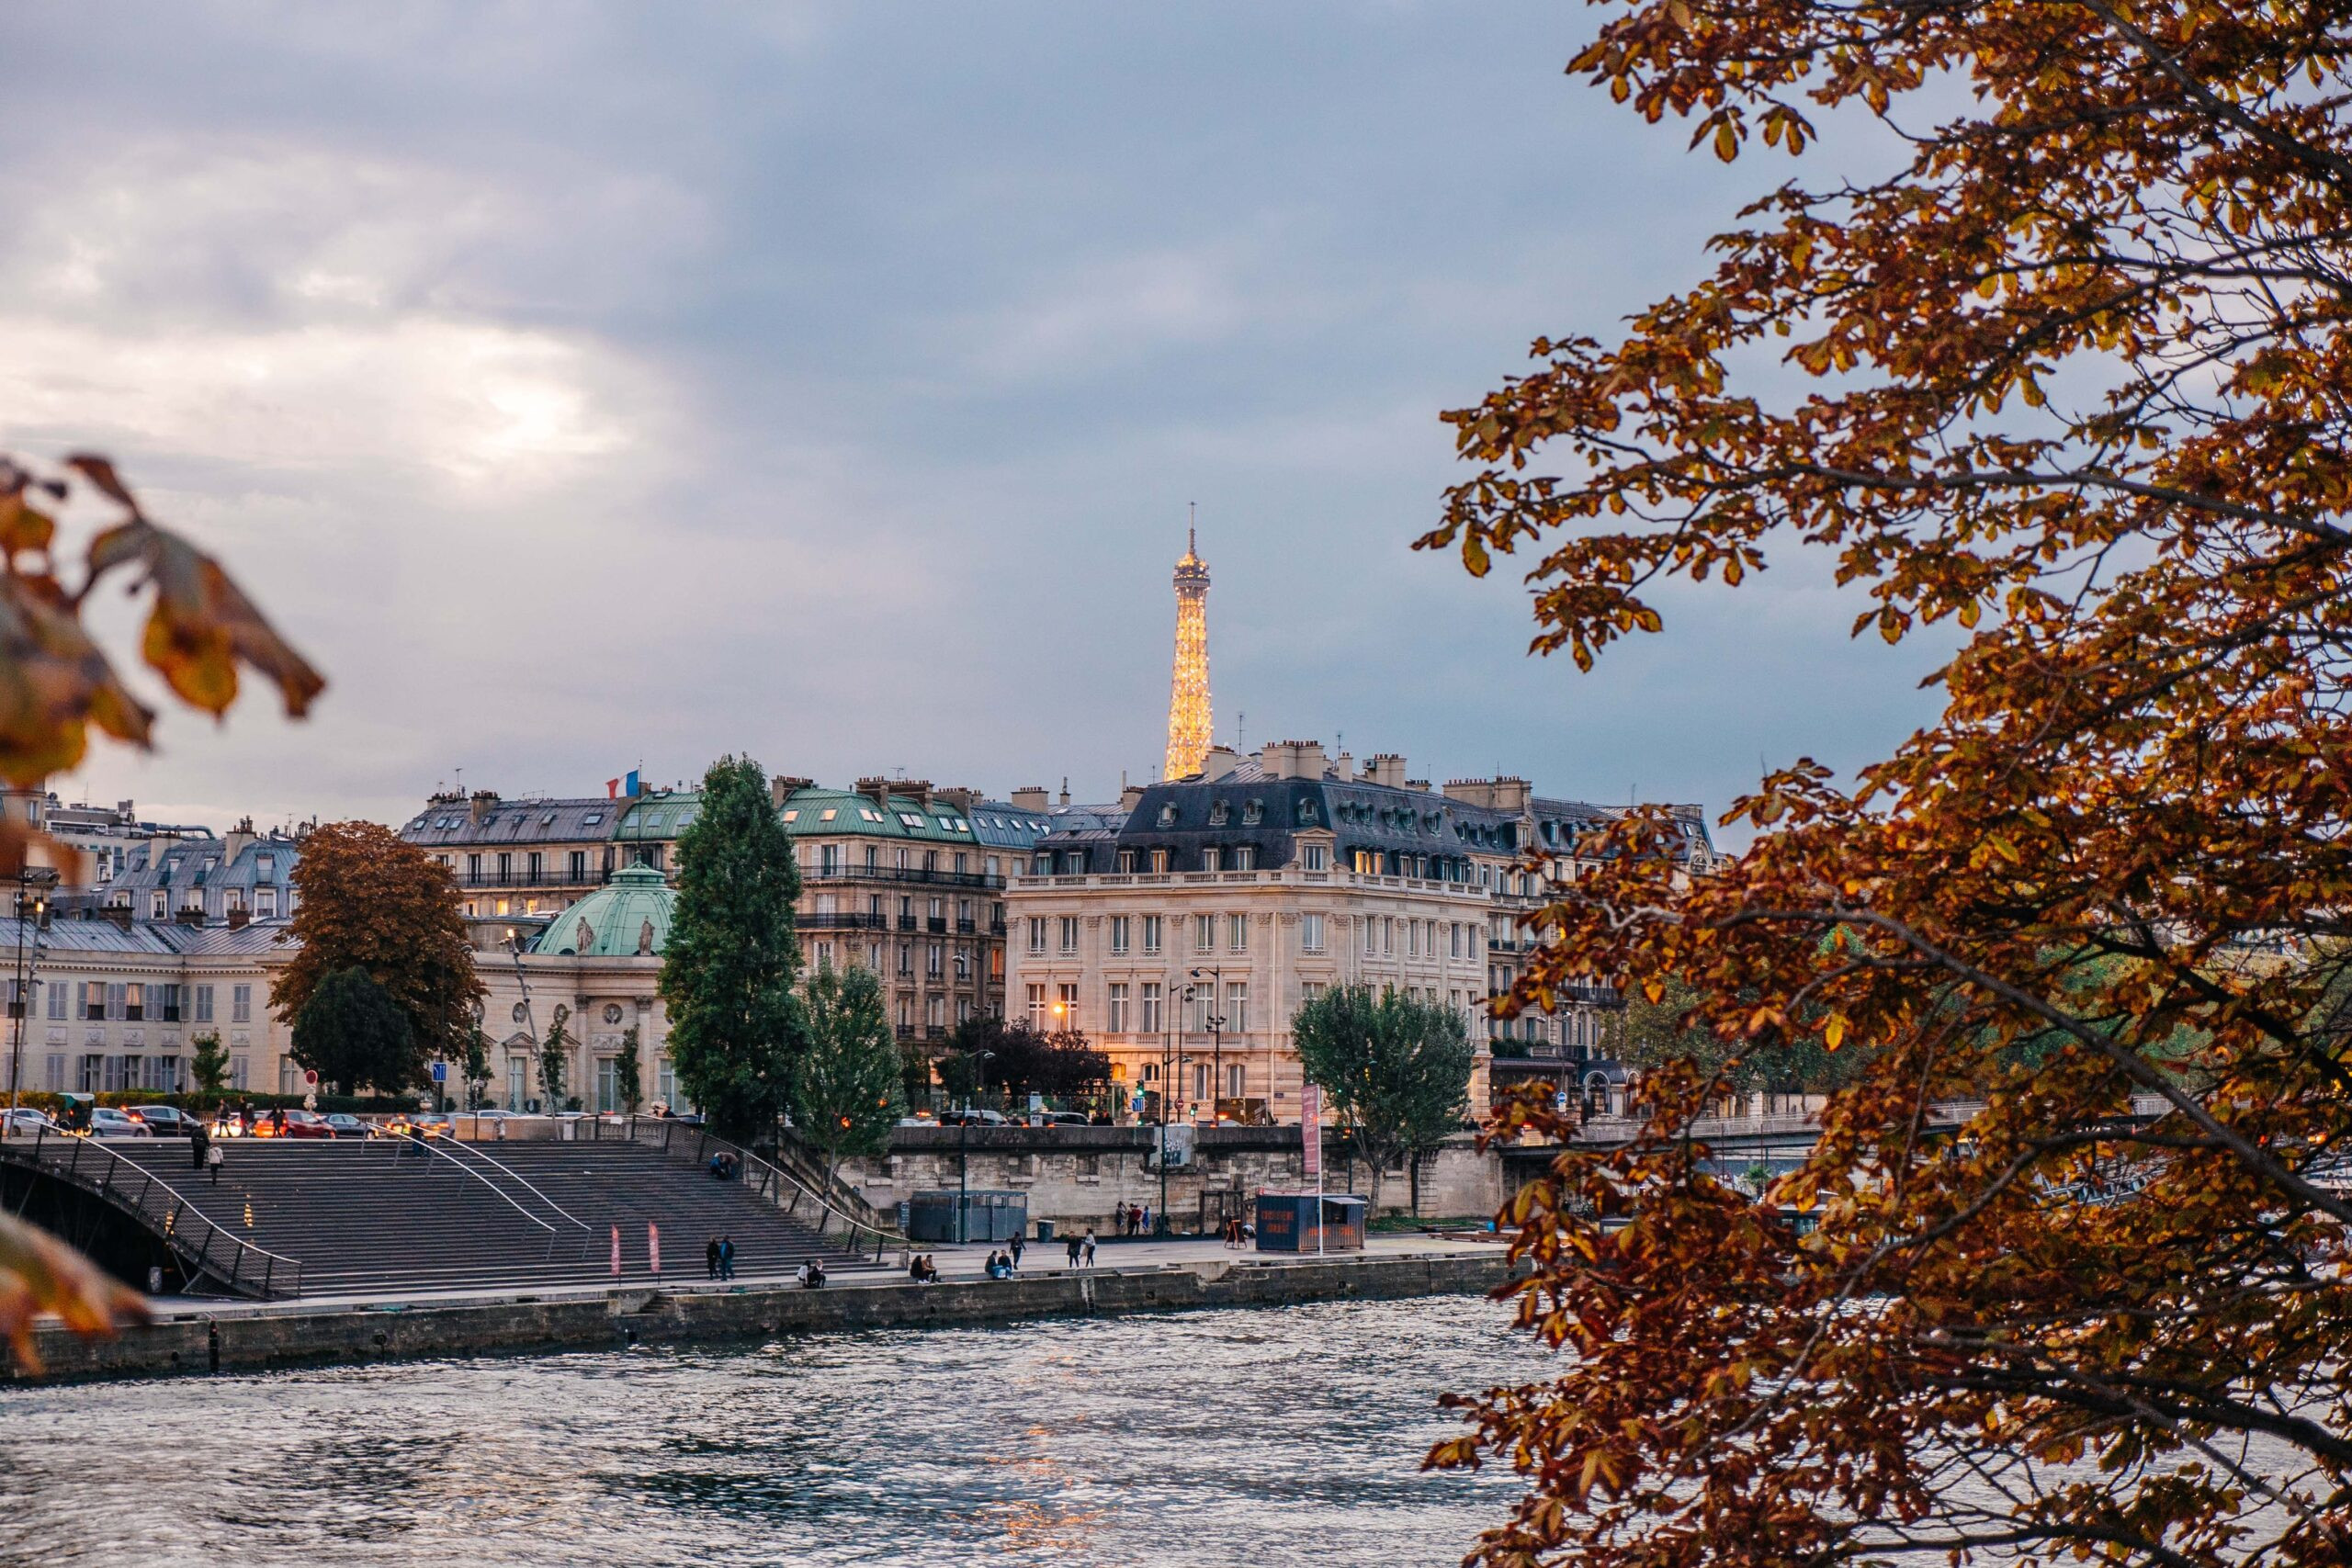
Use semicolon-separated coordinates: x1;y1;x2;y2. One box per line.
533;863;676;958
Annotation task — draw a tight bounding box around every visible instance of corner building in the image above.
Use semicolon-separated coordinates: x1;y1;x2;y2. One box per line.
1006;740;1717;1124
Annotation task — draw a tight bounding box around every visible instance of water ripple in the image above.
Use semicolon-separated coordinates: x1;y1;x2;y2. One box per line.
0;1297;1539;1568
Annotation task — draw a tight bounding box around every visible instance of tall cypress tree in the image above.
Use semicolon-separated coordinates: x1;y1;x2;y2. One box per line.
659;755;805;1140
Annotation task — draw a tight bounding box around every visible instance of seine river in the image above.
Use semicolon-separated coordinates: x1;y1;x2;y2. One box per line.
0;1297;1542;1567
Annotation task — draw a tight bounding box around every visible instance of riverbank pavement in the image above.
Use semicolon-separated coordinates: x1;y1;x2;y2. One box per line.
128;1229;1510;1319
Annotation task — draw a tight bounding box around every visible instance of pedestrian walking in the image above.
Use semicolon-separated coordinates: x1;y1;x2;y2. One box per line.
1081;1228;1097;1268
718;1235;736;1280
706;1236;720;1280
1065;1233;1081;1267
206;1140;223;1185
1140;1202;1152;1236
1008;1233;1024;1270
189;1122;209;1173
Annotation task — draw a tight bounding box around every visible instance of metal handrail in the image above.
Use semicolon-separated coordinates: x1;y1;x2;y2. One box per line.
436;1136;594;1233
590;1115;898;1258
390;1132;557;1235
0;1129;302;1297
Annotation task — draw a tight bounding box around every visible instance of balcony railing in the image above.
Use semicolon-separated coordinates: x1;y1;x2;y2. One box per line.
800;911;892;931
448;866;617;891
804;864;1003;890
926;916;947;932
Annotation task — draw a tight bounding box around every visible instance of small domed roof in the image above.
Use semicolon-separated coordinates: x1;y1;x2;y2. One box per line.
532;862;675;958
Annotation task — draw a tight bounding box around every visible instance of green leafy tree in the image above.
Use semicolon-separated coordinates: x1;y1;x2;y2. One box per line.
790;963;905;1227
1291;986;1474;1213
187;1029;230;1104
537;1005;570;1110
187;1031;231;1099
658;756;806;1140
612;1024;644;1114
290;966;418;1095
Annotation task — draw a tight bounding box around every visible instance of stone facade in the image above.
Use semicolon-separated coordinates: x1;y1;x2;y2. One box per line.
1006;739;1715;1122
837;1126;1507;1231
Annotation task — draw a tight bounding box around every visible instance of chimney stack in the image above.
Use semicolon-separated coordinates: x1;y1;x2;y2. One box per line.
469;790;498;825
1010;786;1049;811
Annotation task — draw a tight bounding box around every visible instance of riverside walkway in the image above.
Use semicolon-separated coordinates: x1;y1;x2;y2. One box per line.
26;1234;1517;1383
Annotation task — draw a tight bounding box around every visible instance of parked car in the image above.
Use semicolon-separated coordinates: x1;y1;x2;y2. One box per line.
322;1113;368;1138
90;1108;153;1138
128;1105;202;1138
938;1108;1008;1127
1026;1111;1091;1128
0;1108;55;1134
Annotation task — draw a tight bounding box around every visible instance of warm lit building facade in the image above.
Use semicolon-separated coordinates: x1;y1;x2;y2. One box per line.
1006;740;1717;1122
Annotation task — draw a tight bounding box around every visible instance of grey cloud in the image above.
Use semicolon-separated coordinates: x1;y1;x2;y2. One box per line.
3;2;1951;841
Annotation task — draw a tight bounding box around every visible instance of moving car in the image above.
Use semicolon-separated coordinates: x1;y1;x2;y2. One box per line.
322;1113;369;1138
0;1108;55;1135
937;1108;1008;1127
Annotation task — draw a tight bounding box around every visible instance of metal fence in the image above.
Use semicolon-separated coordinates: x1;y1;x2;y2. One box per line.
0;1130;302;1298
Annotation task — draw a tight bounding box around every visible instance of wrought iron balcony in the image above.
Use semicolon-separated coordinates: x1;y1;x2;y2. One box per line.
801;864;1004;890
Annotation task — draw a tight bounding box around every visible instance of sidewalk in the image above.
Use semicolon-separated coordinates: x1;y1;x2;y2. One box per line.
139;1231;1506;1320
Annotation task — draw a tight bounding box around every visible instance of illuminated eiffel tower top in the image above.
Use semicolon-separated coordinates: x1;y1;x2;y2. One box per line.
1163;524;1213;780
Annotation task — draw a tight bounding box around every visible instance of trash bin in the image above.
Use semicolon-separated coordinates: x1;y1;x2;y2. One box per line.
1035;1219;1056;1243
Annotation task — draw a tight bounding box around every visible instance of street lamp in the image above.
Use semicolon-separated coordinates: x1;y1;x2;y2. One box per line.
1189;967;1224;1124
956;1047;995;1245
6;867;54;1139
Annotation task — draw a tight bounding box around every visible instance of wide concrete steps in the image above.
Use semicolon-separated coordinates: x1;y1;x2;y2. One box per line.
105;1139;878;1296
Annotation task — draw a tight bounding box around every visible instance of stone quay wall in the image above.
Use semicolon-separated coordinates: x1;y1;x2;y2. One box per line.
16;1249;1518;1386
845;1127;1508;1233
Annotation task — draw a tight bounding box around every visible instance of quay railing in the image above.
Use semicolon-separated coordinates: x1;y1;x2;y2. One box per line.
0;1130;302;1298
582;1115;899;1261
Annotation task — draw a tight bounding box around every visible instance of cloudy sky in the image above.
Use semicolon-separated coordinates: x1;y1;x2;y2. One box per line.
2;3;1946;840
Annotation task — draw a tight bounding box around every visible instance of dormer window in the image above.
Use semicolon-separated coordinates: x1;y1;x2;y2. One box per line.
1209;801;1229;826
1295;799;1317;825
1158;805;1178;828
1242;799;1263;825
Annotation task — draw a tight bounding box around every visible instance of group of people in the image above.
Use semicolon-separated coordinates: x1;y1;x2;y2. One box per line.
187;1120;224;1184
982;1234;1028;1278
1114;1202;1153;1237
706;1152;739;1181
907;1253;941;1283
205;1101;283;1138
794;1259;827;1289
1062;1228;1098;1268
704;1235;738;1280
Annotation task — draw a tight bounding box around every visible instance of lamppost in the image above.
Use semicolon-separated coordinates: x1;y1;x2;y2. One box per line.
956;1048;994;1245
1188;967;1223;1123
5;867;54;1138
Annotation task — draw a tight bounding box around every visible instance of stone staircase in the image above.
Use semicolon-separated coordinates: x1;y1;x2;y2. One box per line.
104;1138;879;1297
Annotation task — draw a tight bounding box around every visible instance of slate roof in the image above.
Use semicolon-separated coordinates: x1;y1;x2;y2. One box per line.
402;797;618;848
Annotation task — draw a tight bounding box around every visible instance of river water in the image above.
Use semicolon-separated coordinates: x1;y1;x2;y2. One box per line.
0;1297;1542;1568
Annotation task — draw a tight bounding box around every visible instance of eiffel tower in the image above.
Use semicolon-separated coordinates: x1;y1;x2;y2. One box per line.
1162;525;1213;780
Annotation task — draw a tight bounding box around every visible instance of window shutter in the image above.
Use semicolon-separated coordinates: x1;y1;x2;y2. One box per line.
108;982;125;1021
